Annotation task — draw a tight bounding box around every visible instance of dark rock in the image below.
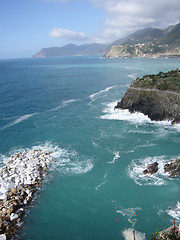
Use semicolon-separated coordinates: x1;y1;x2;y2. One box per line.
143;162;158;174
115;87;180;124
164;158;180;177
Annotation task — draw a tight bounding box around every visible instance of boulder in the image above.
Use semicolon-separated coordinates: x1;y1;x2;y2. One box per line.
143;162;158;175
164;158;180;177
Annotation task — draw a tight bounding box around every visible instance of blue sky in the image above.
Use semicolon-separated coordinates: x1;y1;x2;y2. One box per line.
1;0;180;59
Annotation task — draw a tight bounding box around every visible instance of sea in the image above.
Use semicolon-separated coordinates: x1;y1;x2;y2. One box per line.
0;56;180;240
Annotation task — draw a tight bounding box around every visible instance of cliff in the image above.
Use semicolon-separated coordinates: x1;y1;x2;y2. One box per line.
115;70;180;124
33;43;107;58
104;23;180;58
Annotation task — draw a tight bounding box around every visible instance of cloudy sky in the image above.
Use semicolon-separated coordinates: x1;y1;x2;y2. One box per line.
1;0;180;59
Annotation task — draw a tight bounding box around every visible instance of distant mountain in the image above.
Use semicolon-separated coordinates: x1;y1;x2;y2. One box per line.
33;43;107;58
104;23;180;58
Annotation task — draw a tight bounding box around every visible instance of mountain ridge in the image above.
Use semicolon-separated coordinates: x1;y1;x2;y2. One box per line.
104;23;180;58
33;23;180;58
33;43;107;58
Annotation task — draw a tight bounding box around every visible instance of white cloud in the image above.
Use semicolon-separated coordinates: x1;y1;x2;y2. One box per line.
90;0;180;43
49;28;89;41
47;0;180;44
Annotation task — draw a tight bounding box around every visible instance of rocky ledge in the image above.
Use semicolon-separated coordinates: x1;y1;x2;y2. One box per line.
143;158;180;177
115;70;180;124
0;149;53;239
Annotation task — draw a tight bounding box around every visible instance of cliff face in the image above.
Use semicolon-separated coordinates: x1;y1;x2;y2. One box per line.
115;70;180;124
104;23;180;58
104;44;180;58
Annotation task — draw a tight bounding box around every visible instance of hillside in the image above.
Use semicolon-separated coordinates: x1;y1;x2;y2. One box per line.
104;23;180;58
115;69;180;124
33;43;107;58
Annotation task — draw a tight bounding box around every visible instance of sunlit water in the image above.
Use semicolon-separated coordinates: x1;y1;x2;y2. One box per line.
0;56;180;239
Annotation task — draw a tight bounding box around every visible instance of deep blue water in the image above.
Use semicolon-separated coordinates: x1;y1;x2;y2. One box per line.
0;56;180;240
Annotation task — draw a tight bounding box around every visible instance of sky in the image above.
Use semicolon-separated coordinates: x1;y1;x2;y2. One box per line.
1;0;180;59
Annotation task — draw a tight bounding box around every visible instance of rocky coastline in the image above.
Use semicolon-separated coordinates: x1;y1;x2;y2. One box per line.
143;158;180;177
115;70;180;124
0;149;53;240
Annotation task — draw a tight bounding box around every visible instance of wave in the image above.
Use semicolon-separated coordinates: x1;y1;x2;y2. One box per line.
101;101;151;123
127;155;179;186
89;86;115;102
101;101;180;131
2;113;37;130
50;99;77;111
122;228;146;240
117;206;142;226
0;142;94;177
166;201;180;221
95;173;108;190
128;73;137;79
107;151;120;164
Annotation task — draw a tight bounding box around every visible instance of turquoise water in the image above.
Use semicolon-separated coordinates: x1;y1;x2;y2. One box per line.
0;56;180;239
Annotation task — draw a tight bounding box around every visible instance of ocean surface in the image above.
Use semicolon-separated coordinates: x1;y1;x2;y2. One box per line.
0;56;180;240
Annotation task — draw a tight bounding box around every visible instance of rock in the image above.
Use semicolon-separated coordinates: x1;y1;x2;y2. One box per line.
143;162;158;175
164;158;180;177
0;149;54;238
0;234;6;240
115;70;180;124
10;213;18;222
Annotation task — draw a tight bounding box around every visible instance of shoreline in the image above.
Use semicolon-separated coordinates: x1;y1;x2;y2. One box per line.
0;149;53;239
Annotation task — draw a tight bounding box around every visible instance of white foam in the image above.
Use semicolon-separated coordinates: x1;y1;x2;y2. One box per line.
101;101;180;130
108;151;120;164
2;113;37;130
167;201;180;221
50;99;77;111
89;86;115;102
101;102;151;123
128;73;137;79
117;206;142;226
95;173;108;190
62;99;77;107
122;228;146;240
127;155;177;186
0;142;94;178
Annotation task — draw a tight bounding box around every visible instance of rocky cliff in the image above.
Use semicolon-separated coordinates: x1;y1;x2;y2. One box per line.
104;23;180;58
115;70;180;124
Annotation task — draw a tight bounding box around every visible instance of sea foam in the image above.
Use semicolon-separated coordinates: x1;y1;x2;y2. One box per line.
89;86;115;102
167;201;180;221
2;113;37;130
101;101;180;131
122;228;146;240
127;155;178;186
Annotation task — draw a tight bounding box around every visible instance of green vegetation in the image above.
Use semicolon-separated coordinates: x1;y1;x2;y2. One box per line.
131;69;180;93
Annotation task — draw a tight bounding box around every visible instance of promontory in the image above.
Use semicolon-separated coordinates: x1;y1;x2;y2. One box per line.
115;69;180;124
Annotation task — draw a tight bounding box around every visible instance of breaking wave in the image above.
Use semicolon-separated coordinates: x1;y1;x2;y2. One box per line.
127;155;178;186
50;99;77;111
0;142;94;177
122;228;146;240
2;113;37;130
101;101;180;131
167;201;180;221
89;86;115;102
107;151;120;164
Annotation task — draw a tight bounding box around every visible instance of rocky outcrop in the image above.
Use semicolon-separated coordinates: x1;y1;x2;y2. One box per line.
115;87;180;124
164;158;180;177
0;149;53;239
143;159;180;177
143;162;158;175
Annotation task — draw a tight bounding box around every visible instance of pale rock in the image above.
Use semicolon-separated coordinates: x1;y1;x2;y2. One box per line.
10;213;18;221
0;234;6;240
